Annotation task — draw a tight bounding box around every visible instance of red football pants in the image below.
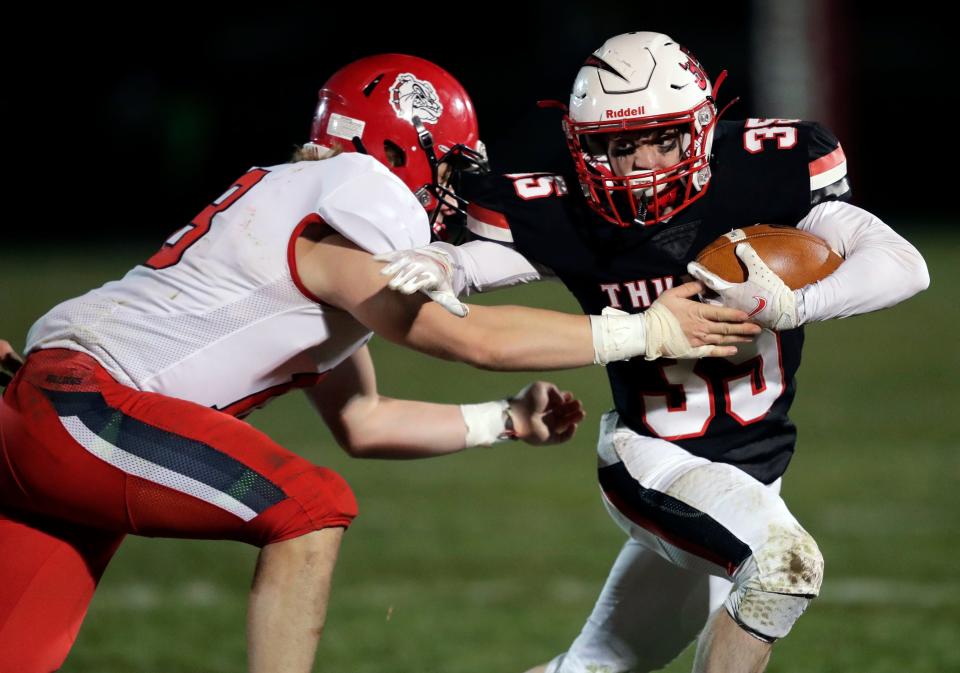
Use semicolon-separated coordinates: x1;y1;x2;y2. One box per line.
0;349;358;672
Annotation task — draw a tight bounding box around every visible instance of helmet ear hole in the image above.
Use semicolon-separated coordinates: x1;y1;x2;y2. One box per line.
383;140;407;167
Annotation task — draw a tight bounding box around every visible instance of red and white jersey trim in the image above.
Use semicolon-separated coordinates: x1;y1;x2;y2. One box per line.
466;203;514;243
809;145;847;191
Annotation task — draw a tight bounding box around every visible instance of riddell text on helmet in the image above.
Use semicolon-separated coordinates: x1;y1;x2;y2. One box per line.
605;106;646;119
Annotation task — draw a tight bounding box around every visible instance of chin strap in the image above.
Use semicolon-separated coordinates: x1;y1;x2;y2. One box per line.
630;177;684;226
350;136;368;155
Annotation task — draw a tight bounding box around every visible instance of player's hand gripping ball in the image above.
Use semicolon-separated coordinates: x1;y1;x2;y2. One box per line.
692;225;842;289
687;225;843;330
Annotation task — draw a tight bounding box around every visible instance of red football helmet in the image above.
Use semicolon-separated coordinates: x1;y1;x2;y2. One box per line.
308;54;487;235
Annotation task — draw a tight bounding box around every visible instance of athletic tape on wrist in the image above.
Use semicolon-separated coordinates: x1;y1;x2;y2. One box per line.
460;400;510;447
589;309;647;365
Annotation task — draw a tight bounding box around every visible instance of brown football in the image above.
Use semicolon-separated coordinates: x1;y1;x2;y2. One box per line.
694;224;843;289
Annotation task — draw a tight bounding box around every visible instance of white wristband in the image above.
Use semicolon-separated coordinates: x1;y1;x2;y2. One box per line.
460;400;511;447
589;307;647;365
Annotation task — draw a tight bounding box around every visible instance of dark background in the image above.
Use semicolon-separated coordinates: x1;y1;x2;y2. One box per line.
5;2;949;246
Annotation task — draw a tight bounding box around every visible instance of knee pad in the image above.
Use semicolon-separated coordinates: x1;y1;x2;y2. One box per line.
724;527;824;641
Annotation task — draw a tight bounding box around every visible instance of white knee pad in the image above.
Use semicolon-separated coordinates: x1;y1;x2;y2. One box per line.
724;526;824;641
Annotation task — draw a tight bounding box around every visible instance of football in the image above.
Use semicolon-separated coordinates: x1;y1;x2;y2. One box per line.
694;224;843;289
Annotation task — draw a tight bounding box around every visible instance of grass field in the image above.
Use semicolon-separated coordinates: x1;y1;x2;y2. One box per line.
1;229;958;672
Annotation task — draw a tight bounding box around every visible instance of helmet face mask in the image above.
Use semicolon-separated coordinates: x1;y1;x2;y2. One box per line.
564;32;722;227
307;54;487;238
421;141;489;236
406;115;489;235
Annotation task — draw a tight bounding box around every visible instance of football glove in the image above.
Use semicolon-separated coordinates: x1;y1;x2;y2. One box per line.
687;242;800;331
373;245;469;318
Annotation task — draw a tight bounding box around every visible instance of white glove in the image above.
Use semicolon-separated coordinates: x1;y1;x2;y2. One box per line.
687;242;800;330
374;246;469;318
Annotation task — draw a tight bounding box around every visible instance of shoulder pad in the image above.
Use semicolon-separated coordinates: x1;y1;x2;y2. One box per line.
713;120;851;219
315;154;430;254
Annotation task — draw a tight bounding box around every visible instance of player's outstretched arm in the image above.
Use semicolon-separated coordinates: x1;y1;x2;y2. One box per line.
376;240;761;353
295;234;759;369
375;240;548;317
305;346;585;458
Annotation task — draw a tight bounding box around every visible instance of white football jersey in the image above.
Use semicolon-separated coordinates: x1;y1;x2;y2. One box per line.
27;153;429;416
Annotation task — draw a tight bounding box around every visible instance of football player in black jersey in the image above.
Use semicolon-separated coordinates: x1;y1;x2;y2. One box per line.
377;32;929;673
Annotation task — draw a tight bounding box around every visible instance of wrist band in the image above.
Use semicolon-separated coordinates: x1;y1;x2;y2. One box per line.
460;400;511;447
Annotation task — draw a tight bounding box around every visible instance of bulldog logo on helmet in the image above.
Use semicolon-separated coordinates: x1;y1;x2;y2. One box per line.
389;73;444;124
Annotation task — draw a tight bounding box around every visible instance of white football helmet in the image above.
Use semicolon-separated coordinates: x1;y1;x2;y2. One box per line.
564;32;726;227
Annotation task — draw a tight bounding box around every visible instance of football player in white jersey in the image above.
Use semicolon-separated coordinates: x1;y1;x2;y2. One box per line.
0;54;761;673
375;34;929;673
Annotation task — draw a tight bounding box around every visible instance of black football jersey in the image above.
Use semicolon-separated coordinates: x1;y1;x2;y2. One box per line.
460;119;851;483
